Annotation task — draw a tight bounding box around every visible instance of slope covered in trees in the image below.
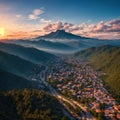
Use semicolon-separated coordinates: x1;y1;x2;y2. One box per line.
0;42;56;64
75;45;120;101
0;50;42;78
0;89;69;120
0;69;39;91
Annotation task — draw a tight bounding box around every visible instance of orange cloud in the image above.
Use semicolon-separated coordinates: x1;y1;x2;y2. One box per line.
1;17;120;40
39;18;120;39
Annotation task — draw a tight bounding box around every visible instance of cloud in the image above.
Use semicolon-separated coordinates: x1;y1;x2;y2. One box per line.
28;8;44;20
33;9;44;15
105;19;120;32
106;19;120;25
63;23;74;30
28;14;38;20
87;19;120;34
16;14;22;18
38;18;120;39
40;18;51;23
6;31;42;39
42;21;63;32
2;17;120;40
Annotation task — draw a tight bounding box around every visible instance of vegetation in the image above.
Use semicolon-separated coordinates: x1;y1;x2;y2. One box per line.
0;69;39;91
0;89;68;120
0;42;56;64
75;45;120;101
0;50;42;78
90;110;104;120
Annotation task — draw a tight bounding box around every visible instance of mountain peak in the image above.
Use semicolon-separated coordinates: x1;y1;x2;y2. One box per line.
55;29;66;33
36;29;86;39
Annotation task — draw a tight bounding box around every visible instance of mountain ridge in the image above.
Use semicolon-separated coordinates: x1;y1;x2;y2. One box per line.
0;50;42;78
6;30;120;54
0;68;38;91
36;29;87;39
0;42;57;64
75;45;120;101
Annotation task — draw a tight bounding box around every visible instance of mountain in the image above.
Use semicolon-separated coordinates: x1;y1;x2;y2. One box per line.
8;30;120;54
0;89;68;120
0;50;42;78
0;69;39;91
75;45;120;101
17;39;75;50
36;30;120;48
36;29;86;39
0;42;57;64
75;45;119;58
35;39;75;50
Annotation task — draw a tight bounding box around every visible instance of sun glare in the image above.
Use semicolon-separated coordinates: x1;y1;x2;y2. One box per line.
0;28;5;36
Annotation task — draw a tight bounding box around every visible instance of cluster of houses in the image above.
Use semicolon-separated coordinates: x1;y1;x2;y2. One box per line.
47;58;120;119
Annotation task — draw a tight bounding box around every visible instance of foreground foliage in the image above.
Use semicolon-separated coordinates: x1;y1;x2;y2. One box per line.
0;89;68;120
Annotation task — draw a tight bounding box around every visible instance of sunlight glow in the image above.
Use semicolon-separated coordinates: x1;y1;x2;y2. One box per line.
0;28;5;36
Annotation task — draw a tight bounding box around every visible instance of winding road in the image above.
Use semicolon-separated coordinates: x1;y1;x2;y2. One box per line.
39;68;96;120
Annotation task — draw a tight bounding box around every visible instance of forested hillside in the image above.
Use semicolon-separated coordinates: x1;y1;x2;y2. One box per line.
0;42;56;64
75;45;120;101
0;69;39;91
0;50;42;78
0;89;69;120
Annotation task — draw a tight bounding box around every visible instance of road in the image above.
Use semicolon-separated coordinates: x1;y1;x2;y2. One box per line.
39;70;76;120
39;69;96;120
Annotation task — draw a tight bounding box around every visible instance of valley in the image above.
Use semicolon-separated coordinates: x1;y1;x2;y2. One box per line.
1;1;120;119
41;57;120;120
0;31;120;120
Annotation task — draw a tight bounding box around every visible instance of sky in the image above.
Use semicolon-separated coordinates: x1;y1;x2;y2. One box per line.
0;0;120;39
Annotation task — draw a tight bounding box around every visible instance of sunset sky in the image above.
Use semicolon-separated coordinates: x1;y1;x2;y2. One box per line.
0;0;120;39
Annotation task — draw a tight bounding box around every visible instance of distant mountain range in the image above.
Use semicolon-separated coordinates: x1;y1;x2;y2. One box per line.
0;42;57;64
75;45;120;58
0;68;38;91
8;30;120;54
0;50;42;78
10;39;76;53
